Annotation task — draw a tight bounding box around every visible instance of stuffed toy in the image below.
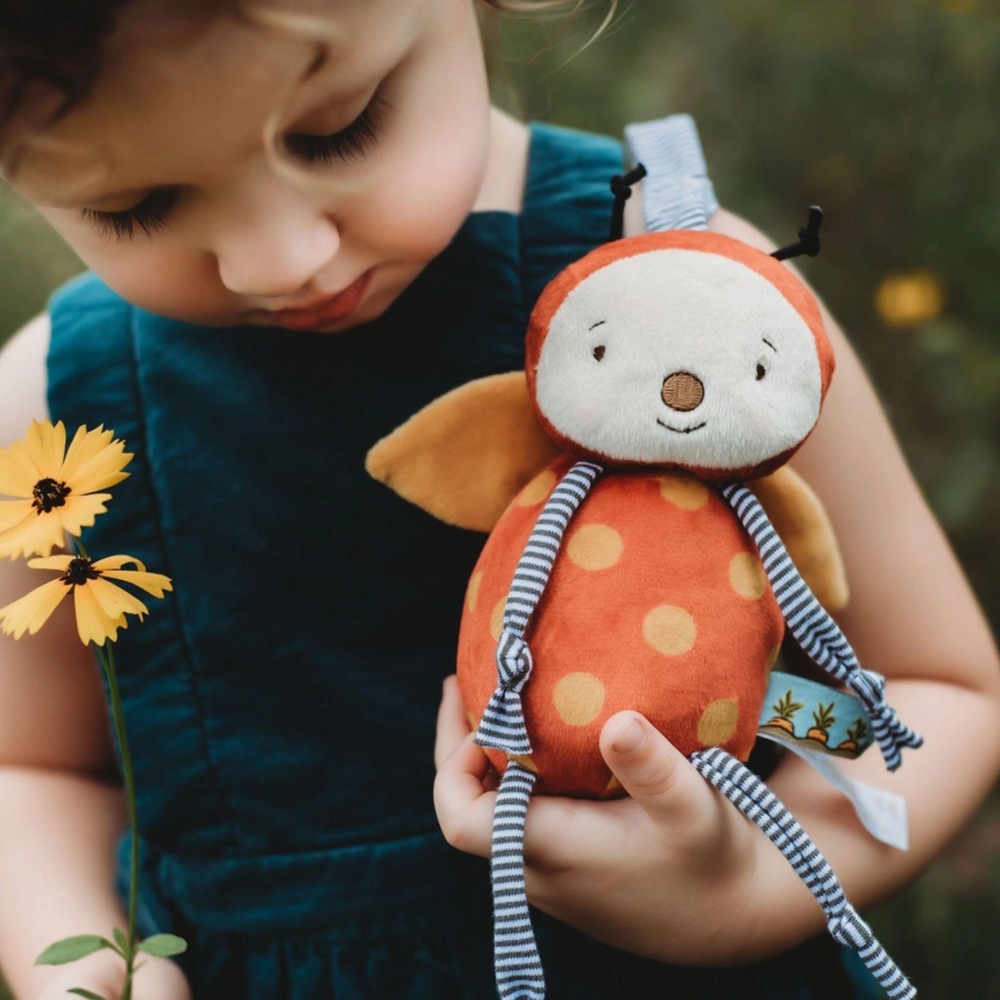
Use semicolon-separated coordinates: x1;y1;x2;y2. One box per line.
367;167;921;1000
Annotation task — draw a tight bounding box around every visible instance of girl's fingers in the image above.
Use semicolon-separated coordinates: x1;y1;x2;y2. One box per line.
434;730;628;868
434;674;471;770
598;712;724;842
434;731;498;857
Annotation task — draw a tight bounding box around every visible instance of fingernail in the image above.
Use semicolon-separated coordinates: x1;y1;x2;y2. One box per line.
612;718;645;755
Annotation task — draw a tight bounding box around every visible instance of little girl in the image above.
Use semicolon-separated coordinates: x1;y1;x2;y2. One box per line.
1;2;998;998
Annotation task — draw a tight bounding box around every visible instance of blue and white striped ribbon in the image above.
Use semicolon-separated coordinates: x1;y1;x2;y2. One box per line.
722;484;923;771
475;461;603;1000
690;747;916;999
624;114;720;233
491;762;545;1000
475;461;604;756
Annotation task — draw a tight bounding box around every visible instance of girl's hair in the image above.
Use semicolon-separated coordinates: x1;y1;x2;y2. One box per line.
0;0;613;171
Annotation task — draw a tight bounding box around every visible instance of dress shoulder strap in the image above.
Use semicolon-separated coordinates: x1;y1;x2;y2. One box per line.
624;113;719;232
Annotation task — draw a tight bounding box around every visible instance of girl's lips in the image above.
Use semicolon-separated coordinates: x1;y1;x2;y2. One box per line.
269;271;371;330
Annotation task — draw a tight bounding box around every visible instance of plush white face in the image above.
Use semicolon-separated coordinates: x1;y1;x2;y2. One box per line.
534;248;823;470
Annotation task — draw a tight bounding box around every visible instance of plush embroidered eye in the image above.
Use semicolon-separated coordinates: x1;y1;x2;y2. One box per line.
756;363;767;381
593;345;606;362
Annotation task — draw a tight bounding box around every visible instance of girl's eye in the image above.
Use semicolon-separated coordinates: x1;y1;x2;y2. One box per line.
284;94;389;166
81;188;179;242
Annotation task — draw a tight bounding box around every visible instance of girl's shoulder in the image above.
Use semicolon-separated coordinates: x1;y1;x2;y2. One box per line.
0;311;50;445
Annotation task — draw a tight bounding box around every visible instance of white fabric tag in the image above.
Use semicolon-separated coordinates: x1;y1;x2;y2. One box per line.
758;731;909;851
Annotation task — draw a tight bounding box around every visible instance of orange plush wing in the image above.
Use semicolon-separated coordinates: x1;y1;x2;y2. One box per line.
750;465;849;614
365;372;562;532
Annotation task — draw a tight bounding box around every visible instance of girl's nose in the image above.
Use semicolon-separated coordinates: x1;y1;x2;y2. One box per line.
216;212;341;299
209;162;342;299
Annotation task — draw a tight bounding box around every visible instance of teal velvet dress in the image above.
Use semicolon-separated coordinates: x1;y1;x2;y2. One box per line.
47;121;881;999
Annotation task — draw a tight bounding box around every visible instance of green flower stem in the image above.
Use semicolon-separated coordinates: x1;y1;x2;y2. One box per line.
76;538;138;1000
95;640;139;1000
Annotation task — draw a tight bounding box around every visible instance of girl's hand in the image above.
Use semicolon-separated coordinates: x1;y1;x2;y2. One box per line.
32;948;192;1000
433;676;797;966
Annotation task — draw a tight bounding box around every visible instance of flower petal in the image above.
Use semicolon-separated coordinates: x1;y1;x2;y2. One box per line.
27;555;74;571
0;579;71;639
92;555;147;573
0;512;67;560
100;569;173;599
0;499;33;532
87;576;149;621
60;425;132;495
58;494;113;537
73;581;128;647
25;420;67;480
0;438;43;497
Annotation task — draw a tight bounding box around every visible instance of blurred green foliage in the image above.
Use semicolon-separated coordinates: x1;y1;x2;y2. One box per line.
1;0;998;996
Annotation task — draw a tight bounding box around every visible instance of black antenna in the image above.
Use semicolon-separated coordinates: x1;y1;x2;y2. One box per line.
771;206;823;261
609;164;648;241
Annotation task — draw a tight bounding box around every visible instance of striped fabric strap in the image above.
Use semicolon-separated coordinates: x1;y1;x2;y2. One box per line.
689;748;916;999
624;114;720;233
721;483;923;771
491;762;545;1000
475;461;605;756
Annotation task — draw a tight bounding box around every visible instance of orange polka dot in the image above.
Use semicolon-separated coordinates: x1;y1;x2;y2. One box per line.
506;752;538;773
697;699;740;746
765;644;781;677
566;524;624;571
553;672;606;726
466;571;483;613
642;605;697;656
659;474;710;510
729;553;767;600
516;469;558;506
489;598;506;641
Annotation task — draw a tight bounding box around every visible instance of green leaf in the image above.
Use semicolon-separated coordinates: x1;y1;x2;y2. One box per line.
35;935;114;966
67;989;107;1000
137;933;188;957
112;927;129;956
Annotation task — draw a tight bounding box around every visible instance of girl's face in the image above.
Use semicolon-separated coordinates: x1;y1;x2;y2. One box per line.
5;0;492;332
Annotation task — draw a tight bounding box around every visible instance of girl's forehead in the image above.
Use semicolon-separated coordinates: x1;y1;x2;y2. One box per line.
6;0;431;206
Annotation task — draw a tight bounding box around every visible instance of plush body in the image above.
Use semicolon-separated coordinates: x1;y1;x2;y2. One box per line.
459;454;783;796
368;159;920;1000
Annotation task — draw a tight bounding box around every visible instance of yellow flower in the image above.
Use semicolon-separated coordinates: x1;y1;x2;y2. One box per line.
0;555;172;647
874;271;945;328
0;420;133;560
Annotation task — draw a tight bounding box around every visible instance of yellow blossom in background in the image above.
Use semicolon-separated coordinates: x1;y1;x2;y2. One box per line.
0;420;133;560
874;270;946;328
939;0;982;12
0;555;172;647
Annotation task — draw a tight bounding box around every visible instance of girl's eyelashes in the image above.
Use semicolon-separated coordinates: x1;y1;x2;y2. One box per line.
78;92;389;242
81;187;179;242
283;93;389;166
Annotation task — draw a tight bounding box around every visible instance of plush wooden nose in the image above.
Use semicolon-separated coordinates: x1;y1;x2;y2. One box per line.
661;372;704;411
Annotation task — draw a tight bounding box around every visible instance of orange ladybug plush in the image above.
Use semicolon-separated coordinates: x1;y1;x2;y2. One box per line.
367;174;920;1000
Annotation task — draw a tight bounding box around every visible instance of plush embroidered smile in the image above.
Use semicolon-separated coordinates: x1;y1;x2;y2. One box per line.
656;417;707;433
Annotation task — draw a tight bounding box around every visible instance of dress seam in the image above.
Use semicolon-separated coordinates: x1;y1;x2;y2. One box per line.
125;304;244;848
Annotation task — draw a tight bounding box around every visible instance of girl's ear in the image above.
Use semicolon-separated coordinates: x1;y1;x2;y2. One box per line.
750;465;850;614
366;372;562;532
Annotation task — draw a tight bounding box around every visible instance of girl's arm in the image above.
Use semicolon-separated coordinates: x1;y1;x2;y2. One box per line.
0;316;189;999
433;208;1000;964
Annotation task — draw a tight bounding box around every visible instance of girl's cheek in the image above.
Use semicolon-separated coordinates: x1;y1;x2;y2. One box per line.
74;240;231;323
355;1;491;261
357;120;489;263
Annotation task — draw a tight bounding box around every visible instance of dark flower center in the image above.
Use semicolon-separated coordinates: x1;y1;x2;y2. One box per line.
32;478;72;514
62;557;101;587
